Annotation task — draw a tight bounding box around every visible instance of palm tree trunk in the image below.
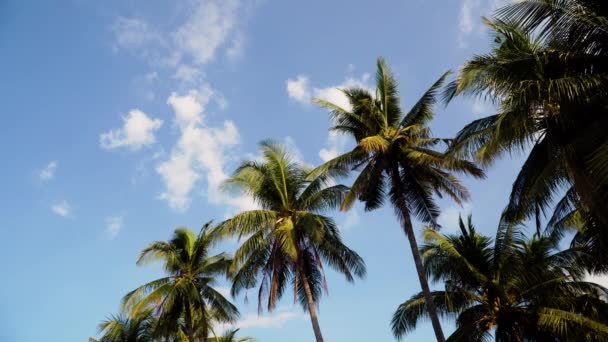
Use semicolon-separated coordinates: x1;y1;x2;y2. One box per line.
300;270;325;342
201;305;209;342
390;167;445;342
185;304;196;342
401;213;446;342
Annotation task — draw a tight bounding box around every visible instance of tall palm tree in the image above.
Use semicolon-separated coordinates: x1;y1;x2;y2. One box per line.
311;58;485;341
89;309;155;342
391;215;608;341
208;329;254;342
444;0;608;227
219;141;366;342
122;224;239;342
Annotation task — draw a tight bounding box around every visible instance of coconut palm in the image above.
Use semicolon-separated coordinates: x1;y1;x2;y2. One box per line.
122;224;239;342
89;309;155;342
219;141;366;342
391;214;608;341
311;57;484;341
444;1;608;227
545;186;608;272
208;329;254;342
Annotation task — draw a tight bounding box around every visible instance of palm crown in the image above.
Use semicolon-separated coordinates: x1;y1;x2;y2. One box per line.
392;214;608;341
122;224;239;342
219;141;365;342
89;309;155;342
444;1;608;228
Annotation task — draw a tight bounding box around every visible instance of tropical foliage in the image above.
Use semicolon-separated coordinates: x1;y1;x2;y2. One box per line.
92;2;608;340
121;224;239;342
392;215;608;341
89;309;155;342
444;0;608;228
218;141;366;342
311;57;484;341
208;329;254;342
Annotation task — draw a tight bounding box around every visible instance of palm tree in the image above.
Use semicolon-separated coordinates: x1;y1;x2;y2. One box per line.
545;186;608;272
208;329;254;342
89;309;155;342
311;58;485;341
444;1;608;227
122;224;239;342
391;214;608;341
219;141;366;342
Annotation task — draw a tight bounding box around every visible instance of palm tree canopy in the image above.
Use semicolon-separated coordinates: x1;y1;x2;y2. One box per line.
122;223;239;340
311;57;484;229
391;214;608;341
208;328;255;342
444;1;608;225
90;309;155;342
219;140;366;313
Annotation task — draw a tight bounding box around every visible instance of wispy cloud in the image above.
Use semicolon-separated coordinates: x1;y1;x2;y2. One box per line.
105;215;124;239
174;0;241;65
39;161;58;181
51;201;71;217
286;75;311;103
215;307;303;334
100;109;163;150
457;0;511;48
112;17;164;53
111;0;249;88
286;71;371;162
437;203;472;231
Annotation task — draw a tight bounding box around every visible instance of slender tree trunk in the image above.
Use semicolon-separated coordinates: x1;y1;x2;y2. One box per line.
300;270;325;342
185;304;196;342
200;305;208;342
401;213;446;342
389;167;445;342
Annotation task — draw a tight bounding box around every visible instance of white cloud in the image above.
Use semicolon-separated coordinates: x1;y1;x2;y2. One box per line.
289;73;371;162
105;215;124;239
312;73;371;111
157;153;200;210
51;201;71;217
39;161;58;181
174;0;241;65
437;203;472;231
100;109;163;150
215;307;303;334
111;0;249;92
157;89;256;212
458;0;479;48
457;0;510;48
167;87;213;128
286;75;311;103
110;1;256;213
586;273;608;288
319;131;351;162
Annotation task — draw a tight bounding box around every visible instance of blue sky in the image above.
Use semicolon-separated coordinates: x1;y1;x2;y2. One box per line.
0;0;549;341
